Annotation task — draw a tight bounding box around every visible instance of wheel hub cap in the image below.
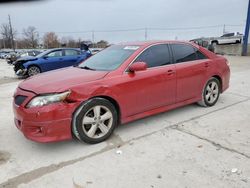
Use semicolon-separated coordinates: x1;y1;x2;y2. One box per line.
205;81;219;104
82;105;113;139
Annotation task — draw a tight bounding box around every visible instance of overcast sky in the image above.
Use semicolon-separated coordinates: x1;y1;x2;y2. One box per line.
0;0;248;43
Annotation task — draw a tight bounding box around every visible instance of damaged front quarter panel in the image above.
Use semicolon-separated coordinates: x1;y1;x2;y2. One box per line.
68;82;119;103
13;57;38;76
14;61;28;76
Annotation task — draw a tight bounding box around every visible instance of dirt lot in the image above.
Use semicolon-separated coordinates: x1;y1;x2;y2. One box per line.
0;56;250;188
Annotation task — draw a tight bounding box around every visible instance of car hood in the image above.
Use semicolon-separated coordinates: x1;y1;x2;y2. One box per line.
13;56;38;65
17;56;37;62
19;67;109;94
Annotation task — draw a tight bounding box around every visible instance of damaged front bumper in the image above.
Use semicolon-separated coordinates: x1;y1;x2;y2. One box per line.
15;68;27;76
14;62;27;76
13;87;78;142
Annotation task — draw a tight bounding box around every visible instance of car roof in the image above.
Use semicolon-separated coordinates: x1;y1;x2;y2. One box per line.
118;40;201;50
118;40;196;47
44;48;80;52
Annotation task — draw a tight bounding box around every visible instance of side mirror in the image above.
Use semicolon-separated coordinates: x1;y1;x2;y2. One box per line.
128;62;147;72
43;55;49;59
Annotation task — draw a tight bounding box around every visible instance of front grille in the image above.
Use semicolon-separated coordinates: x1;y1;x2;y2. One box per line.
15;95;27;106
14;62;25;72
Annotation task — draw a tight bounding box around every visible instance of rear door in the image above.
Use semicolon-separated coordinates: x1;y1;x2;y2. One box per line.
171;43;209;102
63;49;83;67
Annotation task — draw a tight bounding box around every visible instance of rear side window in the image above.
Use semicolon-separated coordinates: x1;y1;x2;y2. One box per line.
194;48;207;60
135;44;171;68
65;50;80;56
171;44;196;63
171;44;206;63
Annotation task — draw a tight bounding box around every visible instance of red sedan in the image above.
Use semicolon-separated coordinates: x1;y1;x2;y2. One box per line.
13;41;230;144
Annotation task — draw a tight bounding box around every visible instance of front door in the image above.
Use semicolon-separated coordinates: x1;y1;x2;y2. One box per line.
41;49;64;71
119;44;176;117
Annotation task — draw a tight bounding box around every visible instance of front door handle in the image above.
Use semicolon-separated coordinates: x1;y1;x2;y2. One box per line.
205;62;209;67
167;69;175;75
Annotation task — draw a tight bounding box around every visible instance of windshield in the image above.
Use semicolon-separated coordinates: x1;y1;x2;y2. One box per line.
79;45;140;71
36;50;52;58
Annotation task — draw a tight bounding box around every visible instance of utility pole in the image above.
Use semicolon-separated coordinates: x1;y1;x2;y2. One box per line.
223;24;226;34
145;27;148;41
3;39;5;49
92;30;95;48
243;0;250;56
8;15;15;52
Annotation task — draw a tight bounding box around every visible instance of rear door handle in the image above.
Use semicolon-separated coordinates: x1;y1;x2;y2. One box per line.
205;62;209;67
167;69;175;75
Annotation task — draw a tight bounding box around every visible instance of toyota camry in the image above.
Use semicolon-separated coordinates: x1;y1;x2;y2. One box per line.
13;41;230;144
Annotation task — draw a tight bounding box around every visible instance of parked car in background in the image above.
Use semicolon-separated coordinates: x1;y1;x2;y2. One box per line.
211;32;243;45
13;41;230;144
0;51;12;59
6;50;42;64
191;32;243;47
0;52;8;59
190;39;215;52
6;52;19;64
13;48;91;77
20;50;41;58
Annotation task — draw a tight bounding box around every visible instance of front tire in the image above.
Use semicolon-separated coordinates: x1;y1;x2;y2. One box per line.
27;66;41;77
72;98;118;144
198;77;220;107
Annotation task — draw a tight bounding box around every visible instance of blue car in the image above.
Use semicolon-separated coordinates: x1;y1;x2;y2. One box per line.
13;48;91;77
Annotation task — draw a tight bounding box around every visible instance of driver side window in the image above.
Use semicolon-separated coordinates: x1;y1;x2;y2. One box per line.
47;50;63;57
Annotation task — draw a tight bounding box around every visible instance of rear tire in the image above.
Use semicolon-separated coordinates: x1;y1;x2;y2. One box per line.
72;98;118;144
198;77;220;107
212;41;218;46
27;65;41;77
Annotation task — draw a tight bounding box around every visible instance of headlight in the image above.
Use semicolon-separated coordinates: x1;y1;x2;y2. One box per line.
26;91;70;108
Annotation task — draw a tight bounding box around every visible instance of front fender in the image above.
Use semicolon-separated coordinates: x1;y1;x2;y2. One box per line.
22;60;40;69
91;85;121;102
68;84;120;102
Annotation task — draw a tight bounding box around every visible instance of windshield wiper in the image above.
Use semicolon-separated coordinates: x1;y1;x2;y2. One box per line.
77;65;96;71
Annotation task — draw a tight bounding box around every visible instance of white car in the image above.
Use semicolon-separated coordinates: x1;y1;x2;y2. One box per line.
211;32;243;45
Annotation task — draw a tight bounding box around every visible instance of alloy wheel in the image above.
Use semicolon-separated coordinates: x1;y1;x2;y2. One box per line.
205;80;219;104
82;105;113;139
28;66;40;76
